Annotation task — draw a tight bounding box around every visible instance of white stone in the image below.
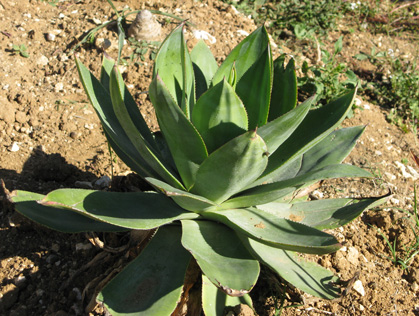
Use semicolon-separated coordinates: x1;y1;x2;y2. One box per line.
9;142;19;152
54;82;64;92
353;280;365;296
237;29;250;37
311;190;324;199
347;247;359;265
359;304;365;311
395;161;418;181
362;103;371;110
37;55;49;66
92;18;102;25
45;33;55;41
192;30;216;44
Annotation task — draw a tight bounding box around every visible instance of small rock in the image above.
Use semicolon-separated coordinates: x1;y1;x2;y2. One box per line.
51;243;60;252
75;242;92;251
237;30;249;37
58;13;65;19
95;37;113;50
347;247;359;266
359;304;365;311
45;33;56;41
9;142;20;152
54;82;64;92
362;103;371;110
411;281;419;292
128;10;161;41
95;175;111;188
92;17;102;25
384;172;396;181
37;55;49;66
15;111;27;124
0;283;20;310
353;280;365;296
192;30;216;44
311;190;324;199
14;275;27;288
74;181;93;189
226;5;240;15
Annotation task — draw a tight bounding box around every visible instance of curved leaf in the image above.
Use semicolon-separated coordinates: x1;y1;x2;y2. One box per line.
223;164;371;209
98;226;191;316
109;66;184;189
76;58;182;187
149;75;208;190
146;177;217;212
100;55;158;152
202;274;253;316
191;131;268;203
212;26;270;86
202;208;341;255
40;189;198;230
297;126;366;175
235;45;272;129
181;220;259;295
258;196;389;230
191;40;218;99
258;96;313;155
192;78;248;153
11;191;126;233
153;23;194;116
241;236;341;299
268;55;298;121
255;88;357;186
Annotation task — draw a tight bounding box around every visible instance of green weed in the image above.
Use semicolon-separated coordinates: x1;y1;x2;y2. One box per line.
298;37;358;106
12;44;29;58
373;186;419;270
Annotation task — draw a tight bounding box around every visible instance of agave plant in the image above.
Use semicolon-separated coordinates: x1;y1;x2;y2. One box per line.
10;24;385;315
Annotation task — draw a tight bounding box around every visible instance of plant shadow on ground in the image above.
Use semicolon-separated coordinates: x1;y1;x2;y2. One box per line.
0;148;132;315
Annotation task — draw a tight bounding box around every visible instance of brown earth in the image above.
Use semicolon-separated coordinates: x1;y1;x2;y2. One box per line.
1;0;419;315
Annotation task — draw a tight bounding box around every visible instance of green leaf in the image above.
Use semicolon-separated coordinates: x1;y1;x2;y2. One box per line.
241;236;341;299
258;196;388;230
235;45;272;129
334;36;343;55
255;88;357;186
258;96;313;155
191;131;268;203
191;40;218;99
212;26;270;86
202;274;253;316
149;75;208;190
100;55;158;152
153;23;195;116
11;191;126;233
202;208;341;254
297;126;365;175
41;189;198;230
98;226;191;316
76;58;183;188
268;55;298;120
223;164;370;209
181;220;259;294
146;177;217;212
192;78;248;153
109;66;184;189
